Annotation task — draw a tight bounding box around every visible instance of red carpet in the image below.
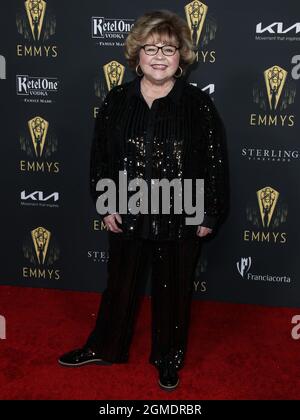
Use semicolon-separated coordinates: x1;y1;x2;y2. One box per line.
0;285;300;400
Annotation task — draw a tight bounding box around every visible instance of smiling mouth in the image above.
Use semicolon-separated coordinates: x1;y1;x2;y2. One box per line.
151;64;168;69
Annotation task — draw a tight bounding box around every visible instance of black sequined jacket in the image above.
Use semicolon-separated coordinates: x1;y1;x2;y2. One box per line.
90;76;229;241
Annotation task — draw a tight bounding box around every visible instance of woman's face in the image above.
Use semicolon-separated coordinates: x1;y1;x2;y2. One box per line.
138;34;180;84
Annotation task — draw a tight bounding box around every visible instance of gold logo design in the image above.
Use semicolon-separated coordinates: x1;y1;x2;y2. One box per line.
257;186;279;228
28;116;49;157
31;226;51;265
185;1;208;48
103;61;125;91
25;0;46;41
264;65;287;111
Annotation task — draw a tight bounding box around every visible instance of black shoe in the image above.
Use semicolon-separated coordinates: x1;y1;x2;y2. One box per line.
158;364;179;391
58;347;112;367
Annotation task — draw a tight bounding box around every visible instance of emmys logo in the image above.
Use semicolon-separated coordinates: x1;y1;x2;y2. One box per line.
93;218;109;232
25;0;46;41
264;66;287;111
237;257;251;277
244;186;288;244
94;61;125;116
22;226;60;280
257;186;279;228
20;116;59;173
194;256;207;293
0;315;6;340
28;116;49;157
20;190;59;207
103;61;125;91
32;226;51;264
184;1;216;63
16;0;58;57
251;65;296;126
194;281;207;293
0;55;6;80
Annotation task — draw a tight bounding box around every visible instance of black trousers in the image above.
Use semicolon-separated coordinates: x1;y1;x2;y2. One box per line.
86;232;201;371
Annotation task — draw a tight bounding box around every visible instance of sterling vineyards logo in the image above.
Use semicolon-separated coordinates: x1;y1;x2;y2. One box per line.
241;147;299;163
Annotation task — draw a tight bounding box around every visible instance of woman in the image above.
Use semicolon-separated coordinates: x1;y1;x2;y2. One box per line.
58;10;229;392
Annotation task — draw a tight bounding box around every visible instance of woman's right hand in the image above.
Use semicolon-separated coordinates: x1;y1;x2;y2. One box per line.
103;213;123;233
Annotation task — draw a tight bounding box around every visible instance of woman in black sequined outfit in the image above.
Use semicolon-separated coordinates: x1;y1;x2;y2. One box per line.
58;10;229;392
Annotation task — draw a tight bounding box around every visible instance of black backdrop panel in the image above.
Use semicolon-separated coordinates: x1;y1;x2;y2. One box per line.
1;0;299;307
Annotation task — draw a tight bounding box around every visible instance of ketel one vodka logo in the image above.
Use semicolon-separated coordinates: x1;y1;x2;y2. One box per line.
244;186;288;244
22;226;60;280
16;0;58;57
184;1;216;63
19;116;59;173
91;16;134;45
16;75;59;104
251;65;296;127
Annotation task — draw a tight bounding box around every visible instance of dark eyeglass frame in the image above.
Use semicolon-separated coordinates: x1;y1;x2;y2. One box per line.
141;44;180;56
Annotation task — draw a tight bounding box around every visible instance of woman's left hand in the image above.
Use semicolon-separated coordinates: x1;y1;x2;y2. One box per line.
196;226;213;237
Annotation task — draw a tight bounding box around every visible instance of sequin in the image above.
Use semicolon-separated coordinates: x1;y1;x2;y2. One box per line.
86;229;201;371
151;348;185;370
90;76;229;238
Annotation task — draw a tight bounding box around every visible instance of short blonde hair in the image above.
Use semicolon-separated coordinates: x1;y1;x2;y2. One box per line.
124;10;196;72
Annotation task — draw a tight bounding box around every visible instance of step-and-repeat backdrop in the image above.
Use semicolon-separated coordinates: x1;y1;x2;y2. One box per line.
1;0;299;307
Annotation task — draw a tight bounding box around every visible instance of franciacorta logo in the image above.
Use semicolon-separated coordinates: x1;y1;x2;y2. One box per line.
0;315;6;339
291;315;300;340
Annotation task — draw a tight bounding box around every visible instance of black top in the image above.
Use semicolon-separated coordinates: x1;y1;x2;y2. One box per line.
90;76;229;241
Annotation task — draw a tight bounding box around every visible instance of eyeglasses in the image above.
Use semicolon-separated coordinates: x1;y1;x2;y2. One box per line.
141;44;179;56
